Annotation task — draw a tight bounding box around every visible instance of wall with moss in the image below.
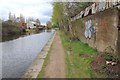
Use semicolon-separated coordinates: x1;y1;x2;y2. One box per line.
71;8;119;56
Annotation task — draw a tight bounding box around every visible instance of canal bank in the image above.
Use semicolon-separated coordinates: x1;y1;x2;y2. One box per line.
22;31;56;78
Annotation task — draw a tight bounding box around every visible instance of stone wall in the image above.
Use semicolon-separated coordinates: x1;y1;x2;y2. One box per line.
71;8;119;56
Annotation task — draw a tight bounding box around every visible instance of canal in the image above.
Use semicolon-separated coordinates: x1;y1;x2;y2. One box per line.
1;30;55;78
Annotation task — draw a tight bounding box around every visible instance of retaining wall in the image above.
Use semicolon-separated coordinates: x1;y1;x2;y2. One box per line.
71;8;120;56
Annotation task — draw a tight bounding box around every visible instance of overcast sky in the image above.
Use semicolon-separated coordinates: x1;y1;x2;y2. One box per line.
0;0;53;25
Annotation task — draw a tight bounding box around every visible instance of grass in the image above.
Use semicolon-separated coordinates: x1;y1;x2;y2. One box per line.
59;31;97;78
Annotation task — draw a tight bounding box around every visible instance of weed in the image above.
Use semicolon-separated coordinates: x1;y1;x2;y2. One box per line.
60;31;97;78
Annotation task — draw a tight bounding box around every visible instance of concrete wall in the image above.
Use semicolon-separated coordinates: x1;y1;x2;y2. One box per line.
117;10;120;57
71;8;119;56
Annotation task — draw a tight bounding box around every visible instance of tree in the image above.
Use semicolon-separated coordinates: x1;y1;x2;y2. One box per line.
36;19;41;26
63;2;91;18
20;14;25;23
9;12;12;20
52;2;90;36
46;21;52;29
2;20;21;36
52;2;64;28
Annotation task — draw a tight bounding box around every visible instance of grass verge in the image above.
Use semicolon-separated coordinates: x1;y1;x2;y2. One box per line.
59;31;97;78
37;44;52;78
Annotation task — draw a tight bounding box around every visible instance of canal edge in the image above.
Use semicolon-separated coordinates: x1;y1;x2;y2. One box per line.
21;31;56;78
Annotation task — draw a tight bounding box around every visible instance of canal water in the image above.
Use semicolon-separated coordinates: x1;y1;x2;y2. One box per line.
1;30;55;78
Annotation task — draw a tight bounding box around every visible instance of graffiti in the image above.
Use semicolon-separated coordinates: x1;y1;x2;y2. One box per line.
84;19;92;38
84;19;96;39
91;24;95;34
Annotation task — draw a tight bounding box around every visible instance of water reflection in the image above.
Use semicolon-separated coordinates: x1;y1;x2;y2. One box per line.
1;30;55;78
2;30;44;42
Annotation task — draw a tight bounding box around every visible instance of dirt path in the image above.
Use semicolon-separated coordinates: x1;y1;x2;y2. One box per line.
44;31;66;78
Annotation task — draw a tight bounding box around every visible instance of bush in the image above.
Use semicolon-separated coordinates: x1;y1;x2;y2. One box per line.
104;53;118;62
104;53;113;61
2;20;21;36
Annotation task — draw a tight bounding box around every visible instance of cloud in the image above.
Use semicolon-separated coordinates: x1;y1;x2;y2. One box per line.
0;0;53;25
41;8;53;17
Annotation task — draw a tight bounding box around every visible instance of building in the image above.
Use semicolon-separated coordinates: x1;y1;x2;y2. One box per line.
27;21;37;29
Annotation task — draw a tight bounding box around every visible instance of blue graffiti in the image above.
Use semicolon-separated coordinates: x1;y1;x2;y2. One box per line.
84;20;92;38
91;24;95;33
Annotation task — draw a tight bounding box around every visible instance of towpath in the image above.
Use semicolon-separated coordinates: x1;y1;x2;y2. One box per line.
44;31;66;78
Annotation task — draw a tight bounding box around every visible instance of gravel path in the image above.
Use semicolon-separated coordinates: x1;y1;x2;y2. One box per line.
44;31;66;78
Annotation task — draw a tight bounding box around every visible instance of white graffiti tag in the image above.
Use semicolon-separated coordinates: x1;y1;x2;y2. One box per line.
84;20;92;38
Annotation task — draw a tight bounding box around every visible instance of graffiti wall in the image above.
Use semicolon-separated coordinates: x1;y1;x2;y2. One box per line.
71;8;119;56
